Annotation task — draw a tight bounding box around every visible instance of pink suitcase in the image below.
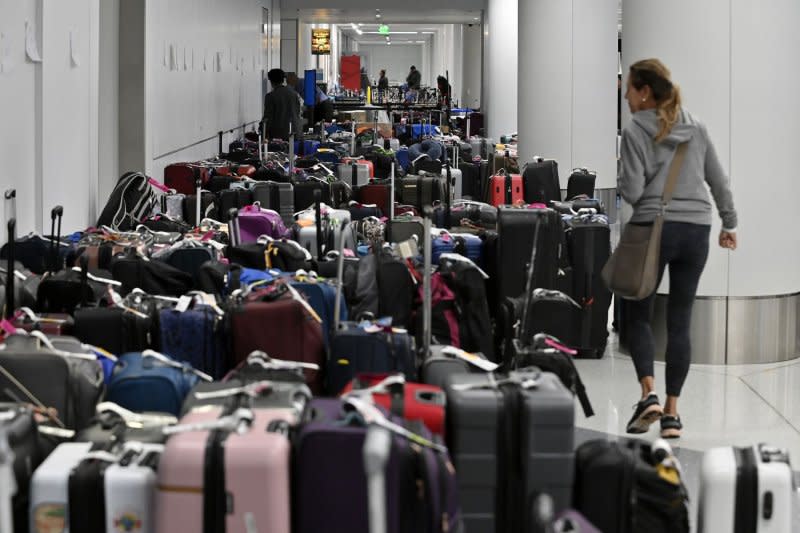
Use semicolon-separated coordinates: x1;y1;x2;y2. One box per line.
155;405;297;533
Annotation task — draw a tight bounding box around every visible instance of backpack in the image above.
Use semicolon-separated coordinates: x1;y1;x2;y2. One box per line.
96;172;163;230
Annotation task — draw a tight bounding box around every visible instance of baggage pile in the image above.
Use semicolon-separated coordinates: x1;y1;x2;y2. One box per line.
0;120;792;533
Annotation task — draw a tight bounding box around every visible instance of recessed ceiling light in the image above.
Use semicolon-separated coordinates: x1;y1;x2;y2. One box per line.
473;17;479;21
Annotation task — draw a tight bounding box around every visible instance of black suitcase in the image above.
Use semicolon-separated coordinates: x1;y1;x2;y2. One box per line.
444;368;575;532
216;188;253;222
522;159;561;205
565;216;611;358
401;175;445;210
293;179;332;211
495;207;562;308
566;168;596;200
183;191;218;226
73;307;152;355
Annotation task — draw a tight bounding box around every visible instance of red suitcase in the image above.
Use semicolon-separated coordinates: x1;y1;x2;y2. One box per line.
356;182;392;215
164;163;211;195
339;373;447;438
490;172;524;206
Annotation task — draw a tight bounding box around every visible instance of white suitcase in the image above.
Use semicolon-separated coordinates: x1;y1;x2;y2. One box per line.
697;444;794;533
338;163;371;188
29;442;92;533
375;138;400;152
104;444;164;533
442;166;463;200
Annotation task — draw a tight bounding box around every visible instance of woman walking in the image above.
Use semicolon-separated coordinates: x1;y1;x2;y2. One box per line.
619;59;738;439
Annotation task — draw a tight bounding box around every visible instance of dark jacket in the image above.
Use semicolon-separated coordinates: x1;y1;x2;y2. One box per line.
263;85;303;140
378;75;389;90
406;69;421;89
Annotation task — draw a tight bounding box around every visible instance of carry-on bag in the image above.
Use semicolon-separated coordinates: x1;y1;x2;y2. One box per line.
565;168;596;200
0;404;43;533
522;158;561;205
29;442;93;533
250;181;294;227
444;368;575;532
697;444;793;533
489;171;524;207
104;444;163;533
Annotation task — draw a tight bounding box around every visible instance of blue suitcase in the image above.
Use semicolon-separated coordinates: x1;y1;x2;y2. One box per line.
396;148;411;171
293;280;349;346
106;351;212;416
159;307;228;380
327;324;416;395
432;231;484;266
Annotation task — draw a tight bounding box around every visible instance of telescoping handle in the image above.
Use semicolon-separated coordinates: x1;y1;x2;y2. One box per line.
422;206;433;355
49;205;63;273
194;170;202;229
314;189;323;259
518;218;542;343
363;424;391;533
228;208;240;247
333;220;348;332
5;218;16;319
4;189;16;225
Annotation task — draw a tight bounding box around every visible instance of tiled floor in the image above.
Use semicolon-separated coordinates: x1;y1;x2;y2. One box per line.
573;334;800;527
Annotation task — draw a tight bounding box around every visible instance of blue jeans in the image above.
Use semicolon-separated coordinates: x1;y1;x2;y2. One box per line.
627;222;711;397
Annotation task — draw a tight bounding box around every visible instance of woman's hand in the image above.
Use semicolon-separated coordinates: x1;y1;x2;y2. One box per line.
719;230;737;250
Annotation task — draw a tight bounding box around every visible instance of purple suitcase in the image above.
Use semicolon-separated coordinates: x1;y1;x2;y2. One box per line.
234;203;290;243
293;398;462;533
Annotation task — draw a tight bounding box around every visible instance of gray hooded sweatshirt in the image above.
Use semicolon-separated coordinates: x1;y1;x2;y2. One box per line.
618;108;738;230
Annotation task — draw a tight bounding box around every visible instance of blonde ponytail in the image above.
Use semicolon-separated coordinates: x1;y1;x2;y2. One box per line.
629;59;682;142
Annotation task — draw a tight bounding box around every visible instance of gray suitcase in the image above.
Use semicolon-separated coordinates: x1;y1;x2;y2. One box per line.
337;163;370;188
251;181;294;227
444;368;575;533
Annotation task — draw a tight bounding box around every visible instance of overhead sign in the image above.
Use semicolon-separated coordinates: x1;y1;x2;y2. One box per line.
311;28;331;55
378;25;390;35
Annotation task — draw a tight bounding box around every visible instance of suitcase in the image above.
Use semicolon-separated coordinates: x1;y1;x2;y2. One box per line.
156;405;298;533
357;181;393;216
386;216;424;244
183;191;218;227
347;202;383;221
0;334;104;431
106;351;212;417
73;307;151;356
443;165;463;201
376;251;415;328
566;168;596;200
68;449;120;532
104;445;162;533
96;173;163;231
164;163;210;195
73;403;176;448
159;307;228;380
341;158;375;180
216;188;253;222
0;404;43;533
697;444;793;533
251;181;294;227
574;439;689;533
229;285;325;393
522;158;561;205
340;373;446;438
234;204;290;242
293;178;332;211
338;162;372;188
431;231;484;266
401;175;446;210
444;368;575;532
489;172;524;207
495;206;563;309
29;442;93;533
458;162;482;200
293;397;461;533
564;215;611;358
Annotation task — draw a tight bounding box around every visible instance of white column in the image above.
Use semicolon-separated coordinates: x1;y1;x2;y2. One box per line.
461;23;482;109
484;0;517;141
517;0;618;192
623;0;800;363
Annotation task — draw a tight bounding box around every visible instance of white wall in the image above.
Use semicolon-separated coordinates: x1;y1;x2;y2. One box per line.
0;0;100;233
623;0;800;299
518;0;617;188
484;0;517;140
98;0;119;204
280;18;298;73
461;23;482;109
359;44;423;85
146;0;267;181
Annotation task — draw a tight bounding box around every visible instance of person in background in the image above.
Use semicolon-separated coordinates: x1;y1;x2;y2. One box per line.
378;69;389;90
406;65;421;90
315;85;334;122
262;68;302;140
360;67;370;94
437;75;452;108
619;58;738;440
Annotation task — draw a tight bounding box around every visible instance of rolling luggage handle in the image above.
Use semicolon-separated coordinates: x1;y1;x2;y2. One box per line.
140;350;214;382
314;189;324;259
162;408;254;436
4;218;15;320
194;172;202;229
94;401;177;427
364;424;391;533
49;205;64;273
344;396;447;453
422;207;433;356
245;350;320;371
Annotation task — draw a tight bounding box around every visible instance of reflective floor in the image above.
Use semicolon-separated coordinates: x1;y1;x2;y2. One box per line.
573;333;800;527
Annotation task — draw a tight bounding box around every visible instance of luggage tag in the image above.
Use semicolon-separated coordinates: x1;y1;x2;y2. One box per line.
344;396;448;454
440;346;499;372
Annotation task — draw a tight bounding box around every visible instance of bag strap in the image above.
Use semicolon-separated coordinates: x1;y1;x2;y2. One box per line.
661;142;689;208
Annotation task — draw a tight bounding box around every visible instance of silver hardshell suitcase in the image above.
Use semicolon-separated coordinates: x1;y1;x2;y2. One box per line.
697;444;794;533
29;442;93;533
